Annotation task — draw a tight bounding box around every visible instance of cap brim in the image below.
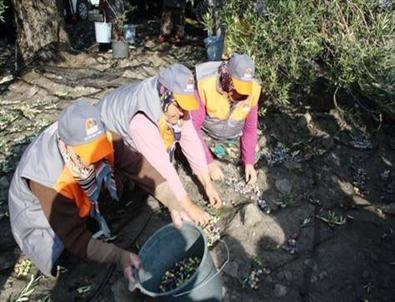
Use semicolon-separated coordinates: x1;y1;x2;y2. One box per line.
232;77;253;96
173;93;199;111
72;134;113;165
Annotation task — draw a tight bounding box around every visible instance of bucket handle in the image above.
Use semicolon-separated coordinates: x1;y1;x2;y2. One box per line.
171;238;230;298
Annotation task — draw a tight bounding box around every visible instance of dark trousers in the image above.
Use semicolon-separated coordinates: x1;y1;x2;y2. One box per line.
160;7;185;37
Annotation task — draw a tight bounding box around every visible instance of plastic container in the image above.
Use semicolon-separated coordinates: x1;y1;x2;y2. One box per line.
123;24;137;44
204;36;224;61
94;22;112;43
111;40;129;59
136;223;225;302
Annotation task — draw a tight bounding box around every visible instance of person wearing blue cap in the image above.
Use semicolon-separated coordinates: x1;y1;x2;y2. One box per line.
8;100;190;282
192;53;262;184
98;64;222;226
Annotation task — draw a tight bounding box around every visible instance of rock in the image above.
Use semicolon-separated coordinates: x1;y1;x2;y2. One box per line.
144;39;156;49
241;203;262;227
275;179;292;195
381;203;395;215
258;135;267;147
353;195;371;206
0;176;9;190
338;180;354;196
274;284;287;297
258;169;270;191
223;261;239;278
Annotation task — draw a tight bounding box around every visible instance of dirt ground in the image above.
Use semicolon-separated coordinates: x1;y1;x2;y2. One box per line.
0;18;394;302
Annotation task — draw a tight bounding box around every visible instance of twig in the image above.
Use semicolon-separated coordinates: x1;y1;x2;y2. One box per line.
332;86;343;112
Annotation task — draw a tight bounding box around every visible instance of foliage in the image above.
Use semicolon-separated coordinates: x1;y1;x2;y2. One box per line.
111;11;127;41
0;0;6;22
106;0;128;41
201;7;215;36
9;274;42;302
218;0;395;116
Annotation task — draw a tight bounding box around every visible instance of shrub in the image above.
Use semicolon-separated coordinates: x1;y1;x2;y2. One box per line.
219;0;395;116
0;0;6;22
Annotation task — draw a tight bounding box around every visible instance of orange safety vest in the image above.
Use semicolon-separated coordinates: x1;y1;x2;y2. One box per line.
53;132;115;218
197;74;261;122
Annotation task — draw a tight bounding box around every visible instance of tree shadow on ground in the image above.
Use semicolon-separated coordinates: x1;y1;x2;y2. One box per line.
248;107;395;301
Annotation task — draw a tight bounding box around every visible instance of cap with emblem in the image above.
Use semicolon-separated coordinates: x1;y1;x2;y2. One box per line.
58;99;112;164
228;53;255;95
158;63;198;111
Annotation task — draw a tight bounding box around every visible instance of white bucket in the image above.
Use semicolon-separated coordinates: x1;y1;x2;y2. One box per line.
94;22;112;43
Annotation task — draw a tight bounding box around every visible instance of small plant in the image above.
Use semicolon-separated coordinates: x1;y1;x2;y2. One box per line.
0;0;6;22
76;284;94;295
201;7;215;37
106;1;127;41
273;195;292;208
316;210;346;228
10;274;41;302
300;217;312;228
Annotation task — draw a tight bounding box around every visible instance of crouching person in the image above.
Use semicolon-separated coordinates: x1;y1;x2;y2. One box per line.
8;100;190;280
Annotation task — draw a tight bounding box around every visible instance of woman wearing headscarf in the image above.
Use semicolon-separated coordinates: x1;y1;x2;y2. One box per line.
8;100;188;281
98;64;222;226
191;53;262;184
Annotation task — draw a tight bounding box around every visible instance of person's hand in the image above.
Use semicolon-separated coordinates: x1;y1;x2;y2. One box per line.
245;164;257;185
170;208;193;229
182;196;211;226
205;184;222;209
208;162;224;182
123;252;142;282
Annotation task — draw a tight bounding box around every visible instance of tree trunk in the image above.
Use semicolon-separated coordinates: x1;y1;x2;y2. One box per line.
11;0;70;65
